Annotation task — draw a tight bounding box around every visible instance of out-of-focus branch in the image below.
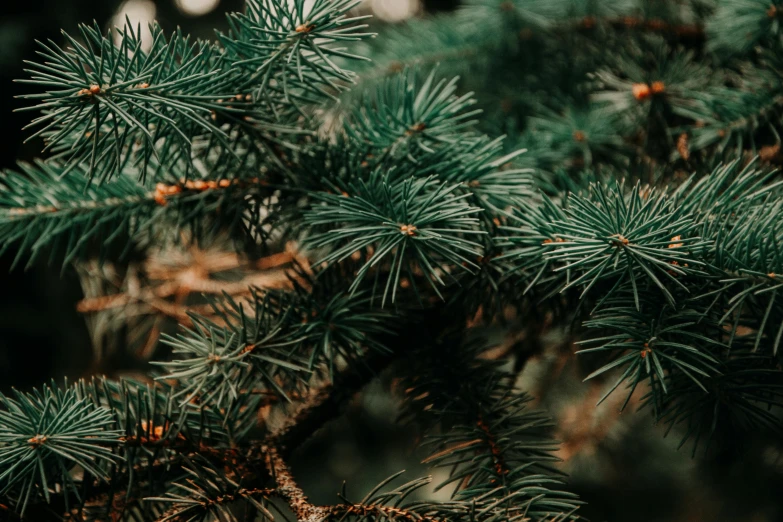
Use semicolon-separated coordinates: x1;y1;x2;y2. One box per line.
75;241;308;365
78;245;302;316
555;382;643;463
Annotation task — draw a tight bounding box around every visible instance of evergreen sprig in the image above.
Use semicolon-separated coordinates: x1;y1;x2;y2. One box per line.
156;291;307;409
397;336;582;521
19;22;235;182
0;385;120;514
655;353;783;454
281;266;395;378
221;0;372;98
528;107;626;168
592;39;713;122
503;180;705;306
148;458;279;522
707;0;783;55
345;70;482;159
674;68;783;157
578;291;724;414
304;174;484;304
0;161;268;270
18;0;374;183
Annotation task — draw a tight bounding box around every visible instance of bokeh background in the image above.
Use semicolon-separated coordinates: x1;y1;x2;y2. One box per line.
1;2;782;521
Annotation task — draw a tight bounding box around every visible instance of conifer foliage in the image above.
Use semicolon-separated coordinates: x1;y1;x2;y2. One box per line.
2;0;783;520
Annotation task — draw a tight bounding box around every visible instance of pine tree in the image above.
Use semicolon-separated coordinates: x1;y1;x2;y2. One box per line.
1;0;783;520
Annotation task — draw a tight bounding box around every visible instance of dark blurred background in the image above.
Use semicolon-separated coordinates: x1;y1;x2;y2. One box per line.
1;2;782;521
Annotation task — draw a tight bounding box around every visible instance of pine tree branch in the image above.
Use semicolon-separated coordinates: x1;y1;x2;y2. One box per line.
262;446;455;522
397;335;581;521
349;9;705;97
0;161;276;269
707;0;783;54
262;445;455;522
18;0;374;182
136;344;427;522
324;503;447;522
263;444;327;522
14;0;783;520
152;486;278;522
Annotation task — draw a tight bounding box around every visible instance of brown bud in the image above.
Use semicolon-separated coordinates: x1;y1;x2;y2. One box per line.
632;83;651;101
400;224;417;236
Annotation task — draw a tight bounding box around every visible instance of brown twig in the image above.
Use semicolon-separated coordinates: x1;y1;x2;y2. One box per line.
152;488;278;522
250;330;426;520
261;443;447;522
476;413;510;481
263;445;329;522
598;16;704;40
76;243;308;364
78;250;300;315
325;503;446;522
